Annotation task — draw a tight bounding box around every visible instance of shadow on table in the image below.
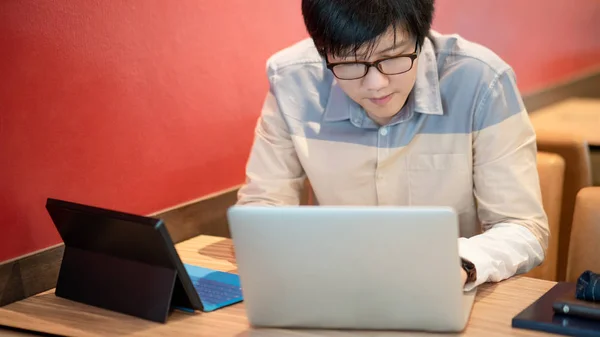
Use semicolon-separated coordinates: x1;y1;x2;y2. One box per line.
236;327;449;337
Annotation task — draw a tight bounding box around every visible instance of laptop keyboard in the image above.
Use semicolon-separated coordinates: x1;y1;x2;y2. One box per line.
193;278;243;306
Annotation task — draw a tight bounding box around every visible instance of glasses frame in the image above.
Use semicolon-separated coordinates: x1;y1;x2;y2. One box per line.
326;41;419;80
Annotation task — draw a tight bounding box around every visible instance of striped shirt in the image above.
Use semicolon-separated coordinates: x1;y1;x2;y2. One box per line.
237;30;549;290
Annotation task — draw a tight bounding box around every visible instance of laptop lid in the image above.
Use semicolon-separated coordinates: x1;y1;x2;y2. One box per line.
45;198;203;317
227;205;474;332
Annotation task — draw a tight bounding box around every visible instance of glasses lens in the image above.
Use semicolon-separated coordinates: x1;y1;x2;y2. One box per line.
332;63;367;80
379;57;413;75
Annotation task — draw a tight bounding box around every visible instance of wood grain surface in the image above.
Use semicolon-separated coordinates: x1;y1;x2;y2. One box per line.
0;235;558;337
530;98;600;146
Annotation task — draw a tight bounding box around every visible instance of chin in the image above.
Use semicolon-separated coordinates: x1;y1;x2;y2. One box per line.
368;107;400;119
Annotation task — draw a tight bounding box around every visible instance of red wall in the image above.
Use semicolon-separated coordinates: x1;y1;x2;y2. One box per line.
0;1;308;261
1;1;600;262
432;0;600;93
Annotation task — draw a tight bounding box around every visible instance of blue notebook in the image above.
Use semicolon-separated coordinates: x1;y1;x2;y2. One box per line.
182;264;244;312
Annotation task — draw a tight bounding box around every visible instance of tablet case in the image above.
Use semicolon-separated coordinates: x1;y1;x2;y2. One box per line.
46;198;203;323
512;282;600;336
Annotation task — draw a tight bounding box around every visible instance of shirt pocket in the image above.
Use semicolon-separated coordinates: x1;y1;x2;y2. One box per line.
408;153;472;211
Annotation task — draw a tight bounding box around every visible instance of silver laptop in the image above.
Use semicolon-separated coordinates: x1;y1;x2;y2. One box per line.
226;205;476;332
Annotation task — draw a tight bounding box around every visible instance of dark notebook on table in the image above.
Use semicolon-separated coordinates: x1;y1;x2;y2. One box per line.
512;282;600;336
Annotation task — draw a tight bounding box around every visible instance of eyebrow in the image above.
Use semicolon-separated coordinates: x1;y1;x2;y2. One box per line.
333;39;412;61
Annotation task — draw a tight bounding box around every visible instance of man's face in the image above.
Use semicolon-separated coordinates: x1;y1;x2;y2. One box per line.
327;28;419;125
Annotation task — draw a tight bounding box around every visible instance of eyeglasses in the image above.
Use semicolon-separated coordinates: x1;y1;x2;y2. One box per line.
326;41;419;80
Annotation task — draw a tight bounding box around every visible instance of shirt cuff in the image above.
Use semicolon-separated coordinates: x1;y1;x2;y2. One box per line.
457;223;544;292
458;237;489;291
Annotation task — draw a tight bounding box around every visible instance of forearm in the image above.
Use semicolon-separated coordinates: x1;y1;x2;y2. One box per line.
458;223;545;291
237;175;305;206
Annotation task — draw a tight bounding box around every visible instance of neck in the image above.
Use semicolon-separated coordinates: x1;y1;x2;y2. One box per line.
368;114;393;126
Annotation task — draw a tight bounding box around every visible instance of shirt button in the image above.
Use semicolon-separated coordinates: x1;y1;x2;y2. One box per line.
379;128;388;136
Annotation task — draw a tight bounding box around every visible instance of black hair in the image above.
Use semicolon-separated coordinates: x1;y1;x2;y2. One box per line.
301;0;435;58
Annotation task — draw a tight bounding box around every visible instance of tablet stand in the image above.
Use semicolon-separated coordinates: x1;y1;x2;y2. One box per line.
55;246;179;323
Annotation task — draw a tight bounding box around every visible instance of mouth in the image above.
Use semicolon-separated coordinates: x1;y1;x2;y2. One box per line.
369;93;393;106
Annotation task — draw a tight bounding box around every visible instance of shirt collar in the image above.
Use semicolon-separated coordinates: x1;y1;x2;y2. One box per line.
412;36;443;115
323;35;444;123
323;82;357;122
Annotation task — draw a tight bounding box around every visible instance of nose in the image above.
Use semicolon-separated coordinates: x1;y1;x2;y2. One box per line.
362;66;389;91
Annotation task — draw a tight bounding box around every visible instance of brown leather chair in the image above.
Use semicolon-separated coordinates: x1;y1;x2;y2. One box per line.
301;179;315;205
525;152;565;281
536;130;593;281
566;187;600;283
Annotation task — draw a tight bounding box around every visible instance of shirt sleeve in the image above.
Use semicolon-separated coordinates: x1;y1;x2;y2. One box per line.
236;83;306;206
461;67;550;290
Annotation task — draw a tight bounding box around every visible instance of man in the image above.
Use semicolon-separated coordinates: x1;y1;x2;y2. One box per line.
237;0;549;290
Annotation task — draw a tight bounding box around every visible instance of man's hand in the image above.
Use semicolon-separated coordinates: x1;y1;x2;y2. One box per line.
461;268;467;286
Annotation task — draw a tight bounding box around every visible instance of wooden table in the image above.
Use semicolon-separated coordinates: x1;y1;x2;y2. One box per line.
0;235;558;336
530;97;600;146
